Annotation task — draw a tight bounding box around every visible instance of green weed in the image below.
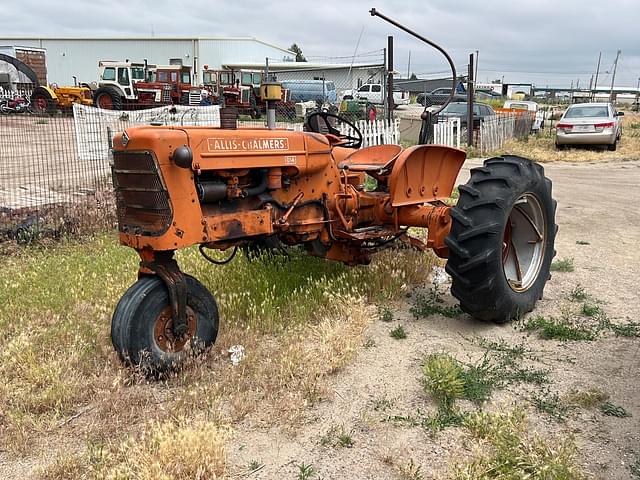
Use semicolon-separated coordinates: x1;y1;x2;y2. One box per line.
551;258;575;272
609;321;640;337
532;389;571;422
372;396;394;412
523;315;596;341
575;240;590;245
599;401;631;418
568;285;589;302
630;457;640;478
410;288;462;319
379;305;394;322
390;325;407;339
320;424;354;448
297;462;318;480
581;303;602;317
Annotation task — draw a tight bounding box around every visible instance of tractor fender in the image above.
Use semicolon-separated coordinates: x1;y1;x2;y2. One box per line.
34;85;58;101
388;144;466;207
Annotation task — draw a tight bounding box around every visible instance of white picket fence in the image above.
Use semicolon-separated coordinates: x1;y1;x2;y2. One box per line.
433;118;461;148
0;87;32;100
342;118;400;147
478;114;532;153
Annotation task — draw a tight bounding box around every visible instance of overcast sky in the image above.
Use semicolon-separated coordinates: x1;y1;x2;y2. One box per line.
4;0;639;89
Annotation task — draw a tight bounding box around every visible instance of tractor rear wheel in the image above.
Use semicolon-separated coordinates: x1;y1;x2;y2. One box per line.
111;275;219;375
31;87;55;114
94;86;123;110
445;155;557;323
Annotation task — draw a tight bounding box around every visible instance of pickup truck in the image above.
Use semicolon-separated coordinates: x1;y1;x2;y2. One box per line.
342;83;410;107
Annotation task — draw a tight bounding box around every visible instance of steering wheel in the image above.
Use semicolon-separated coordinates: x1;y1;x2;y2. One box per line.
306;111;363;149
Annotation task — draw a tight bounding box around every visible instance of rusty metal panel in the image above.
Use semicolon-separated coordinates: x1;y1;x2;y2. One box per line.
112;150;173;236
389;144;466;207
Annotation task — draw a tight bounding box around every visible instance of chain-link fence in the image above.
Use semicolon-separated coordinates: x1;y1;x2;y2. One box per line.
0;105;223;243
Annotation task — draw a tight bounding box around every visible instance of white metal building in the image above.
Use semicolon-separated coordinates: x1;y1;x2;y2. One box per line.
0;37;296;85
225;62;386;96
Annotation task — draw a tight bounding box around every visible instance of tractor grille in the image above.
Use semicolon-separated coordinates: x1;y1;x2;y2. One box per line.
111;151;172;236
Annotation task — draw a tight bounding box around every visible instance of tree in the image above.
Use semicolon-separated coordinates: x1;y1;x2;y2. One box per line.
290;43;307;62
409;73;418;80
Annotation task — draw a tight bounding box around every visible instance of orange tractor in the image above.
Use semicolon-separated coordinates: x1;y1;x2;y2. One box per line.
110;11;557;374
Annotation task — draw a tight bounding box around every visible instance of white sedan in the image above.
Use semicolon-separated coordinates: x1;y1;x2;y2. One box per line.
555;102;623;151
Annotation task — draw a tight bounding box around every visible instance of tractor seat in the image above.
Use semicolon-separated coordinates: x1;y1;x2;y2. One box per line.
338;144;402;172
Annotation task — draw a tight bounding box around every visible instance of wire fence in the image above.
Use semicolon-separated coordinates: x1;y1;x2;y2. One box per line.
0;98;402;244
0;105;224;243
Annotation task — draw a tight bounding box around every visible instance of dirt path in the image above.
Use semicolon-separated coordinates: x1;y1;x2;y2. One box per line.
228;159;640;479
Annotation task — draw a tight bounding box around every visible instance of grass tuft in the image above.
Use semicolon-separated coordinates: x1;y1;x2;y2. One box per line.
523;315;596;341
551;258;575;272
563;387;609;409
453;409;585;479
599;401;631;418
390;325;408;339
379;305;394;322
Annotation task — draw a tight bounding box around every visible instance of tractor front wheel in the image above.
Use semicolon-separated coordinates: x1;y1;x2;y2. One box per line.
111;275;219;375
445;155;557;323
31;88;55;114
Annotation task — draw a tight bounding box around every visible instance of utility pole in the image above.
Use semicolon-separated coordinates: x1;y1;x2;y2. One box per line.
570;80;574;102
593;52;601;100
387;36;394;122
467;53;475;147
407;50;411;79
635;77;640;112
609;49;621;103
588;74;593;92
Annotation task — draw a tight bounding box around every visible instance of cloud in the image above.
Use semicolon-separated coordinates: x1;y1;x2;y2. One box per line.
3;0;639;87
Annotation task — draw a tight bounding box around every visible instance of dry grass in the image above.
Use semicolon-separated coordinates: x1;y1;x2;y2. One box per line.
491;113;640;163
40;418;227;479
452;409;585;479
0;234;435;477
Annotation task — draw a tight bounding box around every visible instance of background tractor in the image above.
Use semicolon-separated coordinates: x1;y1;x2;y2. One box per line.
31;84;93;113
93;60;202;109
108;12;557;376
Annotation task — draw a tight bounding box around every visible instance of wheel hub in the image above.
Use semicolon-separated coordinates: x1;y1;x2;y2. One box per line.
502;193;546;292
153;305;197;353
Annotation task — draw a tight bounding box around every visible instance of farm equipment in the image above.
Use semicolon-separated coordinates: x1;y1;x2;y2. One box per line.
93;60;201;109
109;10;557;375
31;84;93;113
202;67;293;118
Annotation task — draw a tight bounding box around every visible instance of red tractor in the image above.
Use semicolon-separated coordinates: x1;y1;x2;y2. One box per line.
93;61;201;109
202;67;293;118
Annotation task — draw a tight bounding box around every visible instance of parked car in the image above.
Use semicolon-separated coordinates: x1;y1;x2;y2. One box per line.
342;83;410;107
438;101;496;129
417;87;466;107
555;102;623;150
279;79;337;103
